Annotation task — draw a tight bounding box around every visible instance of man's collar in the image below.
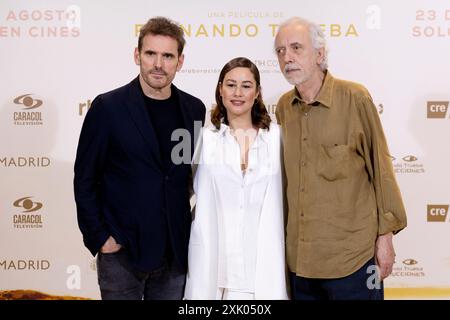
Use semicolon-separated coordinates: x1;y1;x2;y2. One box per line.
290;70;334;108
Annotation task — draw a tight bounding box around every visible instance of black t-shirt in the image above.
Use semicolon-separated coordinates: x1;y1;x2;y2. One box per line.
142;89;185;270
143;91;184;174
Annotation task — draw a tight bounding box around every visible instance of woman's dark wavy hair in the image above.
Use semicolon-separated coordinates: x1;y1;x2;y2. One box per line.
211;57;271;130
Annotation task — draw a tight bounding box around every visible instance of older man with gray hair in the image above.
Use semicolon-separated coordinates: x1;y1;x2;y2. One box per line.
274;17;407;300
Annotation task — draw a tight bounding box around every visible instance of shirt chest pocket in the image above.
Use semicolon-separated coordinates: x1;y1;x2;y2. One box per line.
317;144;352;181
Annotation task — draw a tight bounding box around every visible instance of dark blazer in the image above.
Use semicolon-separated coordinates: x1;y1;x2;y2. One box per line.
74;76;206;272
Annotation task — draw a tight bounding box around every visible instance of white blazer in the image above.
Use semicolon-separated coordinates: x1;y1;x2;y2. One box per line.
184;123;288;300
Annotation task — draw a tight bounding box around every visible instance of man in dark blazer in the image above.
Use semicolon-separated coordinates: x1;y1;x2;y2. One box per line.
74;16;206;300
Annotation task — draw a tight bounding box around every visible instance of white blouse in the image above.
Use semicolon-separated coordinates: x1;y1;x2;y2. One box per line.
216;125;271;291
185;122;288;300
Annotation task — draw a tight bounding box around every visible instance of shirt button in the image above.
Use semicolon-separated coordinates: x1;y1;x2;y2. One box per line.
303;137;307;141
300;212;304;217
304;113;308;117
301;161;306;167
165;176;169;181
300;187;305;192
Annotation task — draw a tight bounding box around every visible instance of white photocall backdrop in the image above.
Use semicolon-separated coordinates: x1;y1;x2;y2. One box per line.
1;0;449;299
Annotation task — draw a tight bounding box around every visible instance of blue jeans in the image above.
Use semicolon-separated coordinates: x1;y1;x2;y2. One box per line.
290;257;384;300
96;248;186;300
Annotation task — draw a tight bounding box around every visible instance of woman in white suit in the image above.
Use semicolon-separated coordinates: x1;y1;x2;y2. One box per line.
184;57;288;300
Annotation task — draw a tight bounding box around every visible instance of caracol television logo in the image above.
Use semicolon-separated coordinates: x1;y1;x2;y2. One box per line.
391;258;425;278
13;94;44;125
12;196;44;229
392;154;425;174
427;205;449;222
14;94;42;109
427;101;449;119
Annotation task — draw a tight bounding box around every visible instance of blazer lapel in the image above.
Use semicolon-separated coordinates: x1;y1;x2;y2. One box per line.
126;76;163;171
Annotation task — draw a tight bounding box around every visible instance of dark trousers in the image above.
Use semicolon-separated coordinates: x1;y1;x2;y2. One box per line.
96;248;186;300
290;258;384;300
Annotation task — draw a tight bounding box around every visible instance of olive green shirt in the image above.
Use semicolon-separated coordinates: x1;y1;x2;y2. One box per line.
275;71;407;278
